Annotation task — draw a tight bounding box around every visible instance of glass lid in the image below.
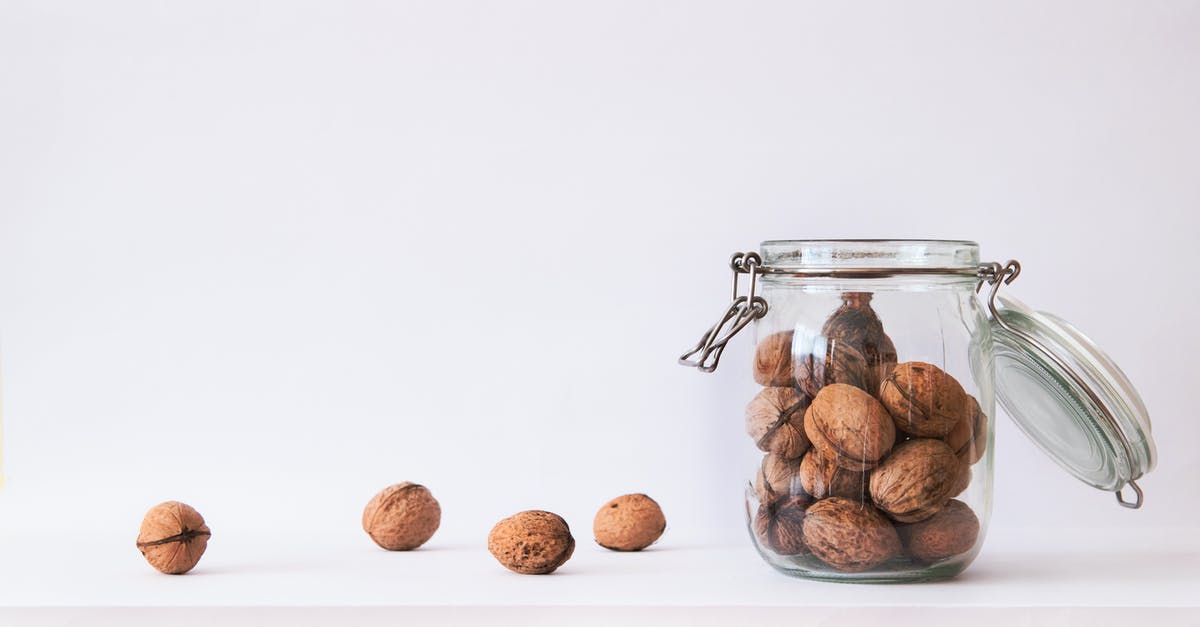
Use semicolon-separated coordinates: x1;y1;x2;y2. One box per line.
981;262;1156;508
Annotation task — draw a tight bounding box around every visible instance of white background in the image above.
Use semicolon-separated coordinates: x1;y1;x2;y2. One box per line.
1;0;1198;563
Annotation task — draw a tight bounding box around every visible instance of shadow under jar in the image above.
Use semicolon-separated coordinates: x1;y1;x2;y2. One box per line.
680;240;1155;583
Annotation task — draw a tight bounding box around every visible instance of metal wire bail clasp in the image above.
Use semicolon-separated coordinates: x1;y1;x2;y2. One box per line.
679;252;768;372
976;259;1022;324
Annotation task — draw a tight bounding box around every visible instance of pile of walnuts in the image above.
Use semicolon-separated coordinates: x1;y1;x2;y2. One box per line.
748;292;985;573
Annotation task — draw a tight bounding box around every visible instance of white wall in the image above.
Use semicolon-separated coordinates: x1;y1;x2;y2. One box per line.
1;0;1197;546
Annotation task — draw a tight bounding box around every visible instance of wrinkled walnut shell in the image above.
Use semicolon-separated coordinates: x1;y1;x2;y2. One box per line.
801;497;901;572
799;449;869;500
745;387;810;459
488;510;575;575
754;330;795;387
943;397;988;466
950;464;972;498
879;362;974;438
136;501;211;575
593;493;666;551
362;482;441;551
753;494;811;555
796;342;872;398
754;453;805;503
899;499;980;562
822;292;899;393
870;439;964;523
805;384;896;471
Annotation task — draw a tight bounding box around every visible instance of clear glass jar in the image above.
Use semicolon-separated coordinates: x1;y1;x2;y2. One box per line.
680;239;1156;583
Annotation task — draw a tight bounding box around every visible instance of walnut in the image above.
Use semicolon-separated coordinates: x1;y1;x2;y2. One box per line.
593;494;666;552
943;397;988;465
754;453;805;503
879;362;974;437
754;330;795;387
801;497;900;572
753;494;811;555
487;510;575;575
898;499;980;562
745;387;810;459
804;383;896;471
796;293;898;397
362;482;441;550
799;449;869;500
796;342;871;397
950;464;972;498
136;501;211;575
869;439;964;523
823;292;899;390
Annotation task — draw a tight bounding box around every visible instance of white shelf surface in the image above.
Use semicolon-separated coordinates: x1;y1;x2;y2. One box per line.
0;525;1197;624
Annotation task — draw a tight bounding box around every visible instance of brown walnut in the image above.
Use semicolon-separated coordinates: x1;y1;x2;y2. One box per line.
879;362;974;438
753;494;811;555
136;501;211;575
488;510;575;575
804;383;896;471
362;482;441;550
754;453;804;503
869;439;964;523
796;293;898;397
822;292;899;392
795;342;870;398
898;499;980;562
799;449;869;500
593;493;666;552
942;397;988;465
949;464;972;498
745;387;810;459
801;497;901;572
754;330;795;387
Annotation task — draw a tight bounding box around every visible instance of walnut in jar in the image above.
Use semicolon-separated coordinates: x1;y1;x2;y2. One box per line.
754;453;805;503
799;449;869;501
898;499;980;562
804;383;896;471
754;330;795;387
745;387;810;460
801;497;900;572
796;293;898;397
869;439;964;523
879;362;974;438
753;494;811;556
943;397;988;466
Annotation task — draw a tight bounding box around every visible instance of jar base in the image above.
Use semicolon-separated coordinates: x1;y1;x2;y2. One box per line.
755;544;976;583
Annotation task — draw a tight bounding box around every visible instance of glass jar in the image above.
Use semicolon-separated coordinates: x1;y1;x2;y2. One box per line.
680;240;1156;583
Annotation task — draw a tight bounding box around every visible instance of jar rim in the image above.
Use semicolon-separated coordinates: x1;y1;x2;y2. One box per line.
761;238;979;245
759;239;981;275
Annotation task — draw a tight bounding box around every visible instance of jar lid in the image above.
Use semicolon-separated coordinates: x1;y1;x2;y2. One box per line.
981;262;1156;508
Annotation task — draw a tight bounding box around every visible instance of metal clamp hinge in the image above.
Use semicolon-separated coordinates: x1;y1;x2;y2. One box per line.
679;252;767;372
976;260;1023;325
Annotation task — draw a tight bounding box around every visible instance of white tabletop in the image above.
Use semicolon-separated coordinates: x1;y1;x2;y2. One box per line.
1;525;1196;625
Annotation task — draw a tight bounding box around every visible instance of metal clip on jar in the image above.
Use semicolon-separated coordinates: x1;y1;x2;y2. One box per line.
680;240;1156;583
